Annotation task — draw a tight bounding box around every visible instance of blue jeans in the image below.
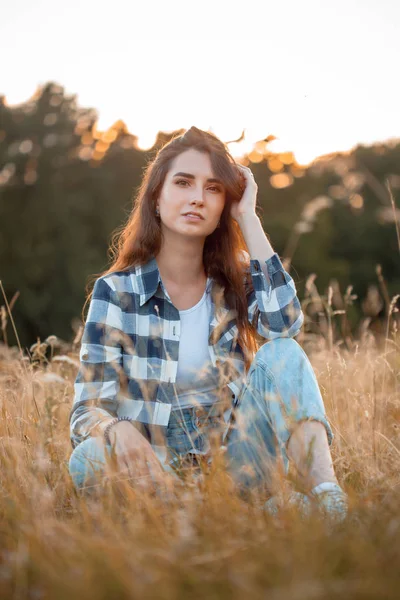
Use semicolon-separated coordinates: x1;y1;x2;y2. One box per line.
69;338;333;493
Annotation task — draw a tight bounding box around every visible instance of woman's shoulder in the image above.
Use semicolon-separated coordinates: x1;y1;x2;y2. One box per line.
95;265;141;303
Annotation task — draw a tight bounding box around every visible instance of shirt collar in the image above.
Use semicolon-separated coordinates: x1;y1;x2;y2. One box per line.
137;256;213;307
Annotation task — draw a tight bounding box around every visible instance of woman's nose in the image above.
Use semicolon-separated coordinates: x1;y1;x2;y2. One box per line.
190;188;205;204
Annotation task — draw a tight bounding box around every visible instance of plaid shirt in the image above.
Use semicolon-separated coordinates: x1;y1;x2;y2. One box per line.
69;252;304;452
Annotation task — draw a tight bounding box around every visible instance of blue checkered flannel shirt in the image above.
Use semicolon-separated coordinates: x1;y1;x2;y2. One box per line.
69;252;304;452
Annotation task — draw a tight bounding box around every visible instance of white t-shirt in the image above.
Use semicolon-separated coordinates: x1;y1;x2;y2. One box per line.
172;281;221;411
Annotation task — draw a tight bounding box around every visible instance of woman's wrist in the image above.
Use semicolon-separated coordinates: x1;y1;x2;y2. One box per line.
92;417;117;438
103;417;134;445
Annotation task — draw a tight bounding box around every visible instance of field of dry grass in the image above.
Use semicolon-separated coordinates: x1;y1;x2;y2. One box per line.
0;309;399;599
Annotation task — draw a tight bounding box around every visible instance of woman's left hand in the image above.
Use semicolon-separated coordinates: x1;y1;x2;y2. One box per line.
230;163;258;222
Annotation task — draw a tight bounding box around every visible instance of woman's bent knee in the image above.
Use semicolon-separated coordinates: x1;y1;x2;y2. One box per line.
69;436;111;490
255;337;302;364
246;337;334;447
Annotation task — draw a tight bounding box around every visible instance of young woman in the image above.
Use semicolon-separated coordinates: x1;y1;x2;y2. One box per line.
69;126;347;518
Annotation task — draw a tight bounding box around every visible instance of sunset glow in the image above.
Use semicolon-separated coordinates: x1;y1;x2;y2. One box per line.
1;0;399;166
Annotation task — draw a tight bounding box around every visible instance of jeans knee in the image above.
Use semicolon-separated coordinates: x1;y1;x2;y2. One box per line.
255;337;303;367
68;437;109;489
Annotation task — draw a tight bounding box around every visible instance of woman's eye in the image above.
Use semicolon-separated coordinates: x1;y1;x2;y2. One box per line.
175;180;221;193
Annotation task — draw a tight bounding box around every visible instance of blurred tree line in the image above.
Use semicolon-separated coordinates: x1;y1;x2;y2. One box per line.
0;82;399;349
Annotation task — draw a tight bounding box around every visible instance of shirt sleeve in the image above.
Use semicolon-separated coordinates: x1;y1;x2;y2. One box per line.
69;276;125;448
245;252;304;339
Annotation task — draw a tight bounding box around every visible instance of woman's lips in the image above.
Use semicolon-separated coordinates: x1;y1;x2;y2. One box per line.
183;214;203;221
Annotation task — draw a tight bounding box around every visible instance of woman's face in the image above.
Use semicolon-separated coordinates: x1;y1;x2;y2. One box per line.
156;148;226;239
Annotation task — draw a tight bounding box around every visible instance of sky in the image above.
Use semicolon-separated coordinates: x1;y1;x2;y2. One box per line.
1;0;399;165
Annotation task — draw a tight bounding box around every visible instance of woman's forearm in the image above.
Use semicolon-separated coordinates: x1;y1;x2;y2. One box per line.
237;214;275;283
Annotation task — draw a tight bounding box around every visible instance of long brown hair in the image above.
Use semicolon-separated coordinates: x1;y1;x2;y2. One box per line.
83;126;262;369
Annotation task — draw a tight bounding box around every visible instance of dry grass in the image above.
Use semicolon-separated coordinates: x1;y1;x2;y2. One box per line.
0;319;399;599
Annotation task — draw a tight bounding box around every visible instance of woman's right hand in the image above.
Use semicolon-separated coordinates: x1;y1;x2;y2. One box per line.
106;421;167;492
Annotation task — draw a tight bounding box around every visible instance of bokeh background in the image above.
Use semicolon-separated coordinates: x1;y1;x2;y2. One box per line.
1;0;399;349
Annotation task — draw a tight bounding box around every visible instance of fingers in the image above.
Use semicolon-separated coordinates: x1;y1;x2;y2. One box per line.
117;449;166;493
147;453;166;476
235;164;247;178
236;163;255;178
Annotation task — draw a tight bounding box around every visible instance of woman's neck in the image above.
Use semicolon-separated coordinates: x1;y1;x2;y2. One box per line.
155;237;206;286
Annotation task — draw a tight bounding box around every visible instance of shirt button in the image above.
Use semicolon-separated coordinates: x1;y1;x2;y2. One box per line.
82;352;89;360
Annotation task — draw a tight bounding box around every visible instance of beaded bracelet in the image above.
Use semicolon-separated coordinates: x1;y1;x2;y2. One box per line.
103;416;133;445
